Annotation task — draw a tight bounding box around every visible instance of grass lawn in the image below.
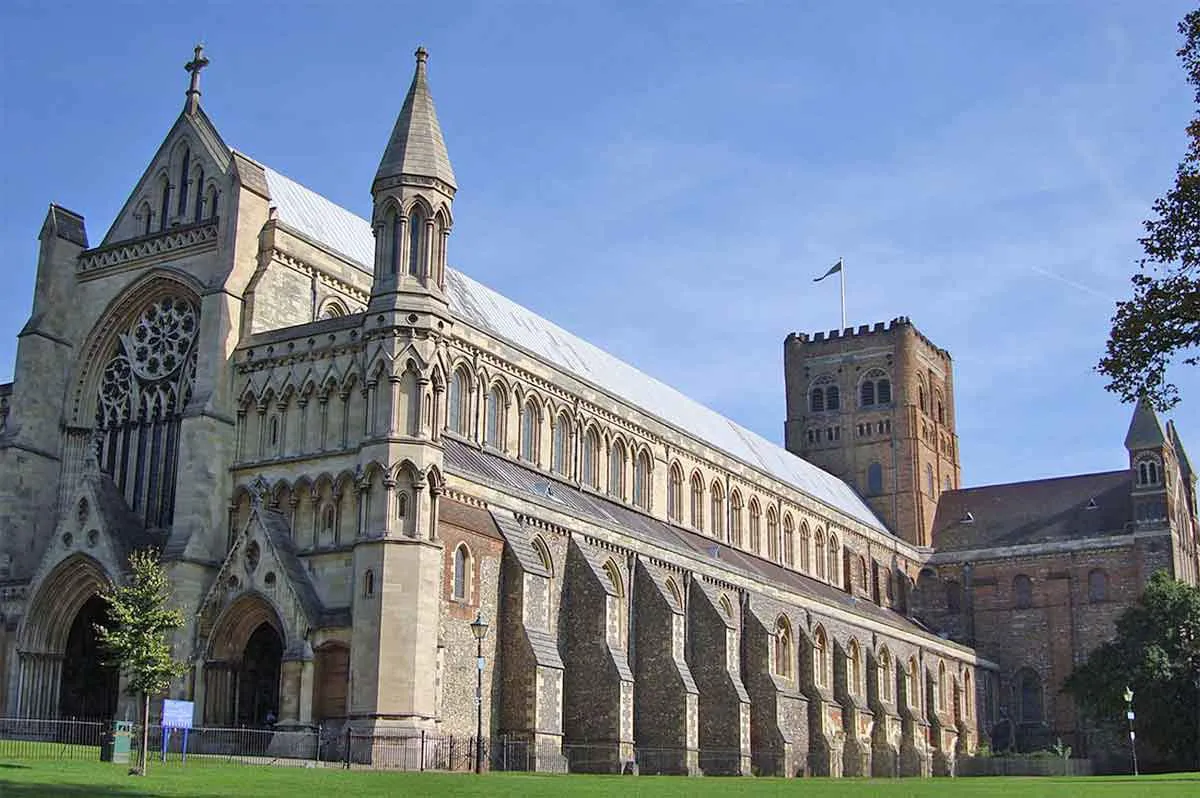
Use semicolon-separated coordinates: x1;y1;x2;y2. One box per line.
0;759;1197;797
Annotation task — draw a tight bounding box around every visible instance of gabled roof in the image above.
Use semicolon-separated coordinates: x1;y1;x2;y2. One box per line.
373;48;457;191
931;470;1133;553
1124;396;1166;451
251;163;888;534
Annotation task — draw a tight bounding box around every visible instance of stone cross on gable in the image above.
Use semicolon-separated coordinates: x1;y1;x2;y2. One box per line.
184;43;210;112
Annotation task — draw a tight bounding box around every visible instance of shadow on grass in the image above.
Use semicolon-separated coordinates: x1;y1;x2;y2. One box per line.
0;763;31;769
0;784;171;798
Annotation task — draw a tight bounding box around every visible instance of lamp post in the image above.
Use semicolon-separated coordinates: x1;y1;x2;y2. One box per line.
469;611;489;775
1123;686;1138;777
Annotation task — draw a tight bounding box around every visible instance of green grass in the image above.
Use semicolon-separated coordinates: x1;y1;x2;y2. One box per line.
0;759;1196;797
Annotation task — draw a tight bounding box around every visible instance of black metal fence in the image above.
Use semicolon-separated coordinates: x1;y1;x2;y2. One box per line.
0;718;757;775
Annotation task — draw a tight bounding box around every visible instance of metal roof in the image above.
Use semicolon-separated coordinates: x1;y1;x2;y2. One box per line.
258;165;889;534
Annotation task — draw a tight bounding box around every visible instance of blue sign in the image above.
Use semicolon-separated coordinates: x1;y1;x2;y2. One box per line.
162;699;194;730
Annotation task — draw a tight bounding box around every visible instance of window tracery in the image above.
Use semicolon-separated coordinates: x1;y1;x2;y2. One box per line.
95;295;199;528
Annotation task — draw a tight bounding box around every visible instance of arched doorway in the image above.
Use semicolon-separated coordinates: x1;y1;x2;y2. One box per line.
58;595;119;720
202;592;287;728
236;623;282;727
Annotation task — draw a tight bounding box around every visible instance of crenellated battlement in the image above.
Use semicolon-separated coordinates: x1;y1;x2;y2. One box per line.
785;316;951;362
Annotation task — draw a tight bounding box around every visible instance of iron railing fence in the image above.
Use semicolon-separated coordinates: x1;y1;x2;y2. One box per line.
0;718;766;776
0;718;107;761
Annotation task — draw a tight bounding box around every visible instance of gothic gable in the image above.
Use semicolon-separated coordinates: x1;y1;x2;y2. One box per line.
100;106;232;248
195;486;331;660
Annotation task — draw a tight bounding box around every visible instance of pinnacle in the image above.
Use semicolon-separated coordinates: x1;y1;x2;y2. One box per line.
373;47;457;192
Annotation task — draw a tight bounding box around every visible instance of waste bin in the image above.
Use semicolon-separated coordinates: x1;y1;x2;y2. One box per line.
100;721;133;764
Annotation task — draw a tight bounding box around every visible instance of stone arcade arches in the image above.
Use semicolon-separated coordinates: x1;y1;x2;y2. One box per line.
15;554;118;719
201;592;286;727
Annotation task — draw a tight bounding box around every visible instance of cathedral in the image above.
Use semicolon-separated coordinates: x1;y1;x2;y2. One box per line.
0;46;1195;776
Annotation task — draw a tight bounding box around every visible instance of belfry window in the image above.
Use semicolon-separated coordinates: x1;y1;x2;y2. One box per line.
860;369;891;408
408;207;426;276
390;211;403;275
810;375;838;413
1137;459;1160;486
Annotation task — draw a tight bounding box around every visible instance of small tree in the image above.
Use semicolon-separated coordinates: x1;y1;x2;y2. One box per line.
1064;571;1200;771
95;549;188;776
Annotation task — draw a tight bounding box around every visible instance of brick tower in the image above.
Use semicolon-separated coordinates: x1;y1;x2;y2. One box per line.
783;317;961;547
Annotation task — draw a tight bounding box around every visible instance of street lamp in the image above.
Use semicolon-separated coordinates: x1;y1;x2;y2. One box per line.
470;611;489;775
1123;686;1138;777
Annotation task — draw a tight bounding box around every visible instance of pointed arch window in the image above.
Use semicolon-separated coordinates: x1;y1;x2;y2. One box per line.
729;490;743;547
581;428;600;488
389;209;404;275
814;529;827;579
551;413;569;475
453;544;470;601
608;440;626;499
193;168;206;223
447;368;469;435
633;450;651;509
880;648;894;702
766;508;779;562
667;463;683;522
177;148;190;217
158;176;171;232
774;617;793;678
963;669;973;720
813;626;829;688
799;523;811;573
749;499;762;553
908;658;921;712
937;661;948;712
782;514;795;567
690;473;704;531
485;385;504;448
710;482;725;540
408;207;426;276
828;534;840;587
395;491;408;519
520;400;539;462
926;463;935;497
848;639;863;697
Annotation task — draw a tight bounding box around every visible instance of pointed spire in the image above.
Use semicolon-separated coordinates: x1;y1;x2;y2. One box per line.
1124;395;1167;451
184;43;210;114
374;47;457;193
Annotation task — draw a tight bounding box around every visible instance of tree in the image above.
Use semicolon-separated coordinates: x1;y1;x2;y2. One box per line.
1098;10;1200;411
1064;571;1200;771
95;549;188;776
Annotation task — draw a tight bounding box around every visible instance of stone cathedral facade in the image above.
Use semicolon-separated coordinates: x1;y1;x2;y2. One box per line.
0;47;1195;776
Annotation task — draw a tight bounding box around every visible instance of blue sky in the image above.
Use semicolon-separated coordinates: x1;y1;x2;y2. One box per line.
1;0;1196;489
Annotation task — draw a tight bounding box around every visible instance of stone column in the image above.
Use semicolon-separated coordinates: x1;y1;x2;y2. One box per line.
298;659;315;725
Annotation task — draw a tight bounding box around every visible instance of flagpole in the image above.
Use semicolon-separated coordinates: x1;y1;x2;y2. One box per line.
839;257;846;330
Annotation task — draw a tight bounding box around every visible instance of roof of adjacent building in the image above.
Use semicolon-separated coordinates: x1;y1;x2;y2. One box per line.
256;165;889;534
931;469;1133;553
